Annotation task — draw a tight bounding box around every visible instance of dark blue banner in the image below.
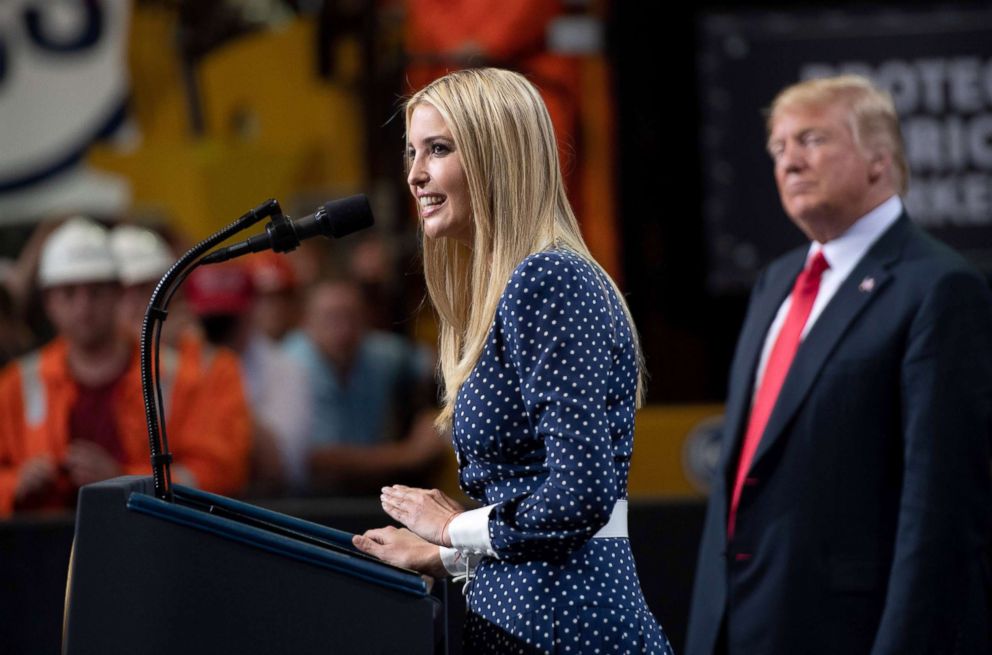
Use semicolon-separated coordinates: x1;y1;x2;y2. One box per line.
698;7;992;292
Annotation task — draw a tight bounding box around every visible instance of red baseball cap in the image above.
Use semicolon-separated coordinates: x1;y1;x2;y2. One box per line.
185;263;254;316
247;251;298;294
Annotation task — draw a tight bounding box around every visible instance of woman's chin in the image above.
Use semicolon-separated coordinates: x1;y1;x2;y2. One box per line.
422;216;473;246
421;216;447;240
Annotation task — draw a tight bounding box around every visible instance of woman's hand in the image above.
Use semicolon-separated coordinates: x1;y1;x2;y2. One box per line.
380;485;464;546
352;526;448;578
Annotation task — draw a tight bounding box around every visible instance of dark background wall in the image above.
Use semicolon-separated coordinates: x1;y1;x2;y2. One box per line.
610;1;992;405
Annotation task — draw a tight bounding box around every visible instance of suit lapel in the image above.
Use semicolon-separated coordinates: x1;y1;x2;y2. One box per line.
718;250;806;487
749;216;910;470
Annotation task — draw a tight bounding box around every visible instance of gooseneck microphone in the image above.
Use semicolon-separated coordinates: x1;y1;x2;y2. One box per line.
139;195;375;502
201;194;374;265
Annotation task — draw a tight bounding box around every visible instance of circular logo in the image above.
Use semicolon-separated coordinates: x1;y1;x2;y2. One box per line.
682;414;725;494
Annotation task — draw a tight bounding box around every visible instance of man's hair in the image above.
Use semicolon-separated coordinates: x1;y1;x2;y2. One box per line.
767;75;909;195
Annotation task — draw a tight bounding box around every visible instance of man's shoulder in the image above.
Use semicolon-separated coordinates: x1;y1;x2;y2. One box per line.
766;244;809;272
248;334;306;377
897;218;982;279
15;339;68;382
281;330;318;360
763;216;986;291
362;331;431;375
0;352;27;392
752;244;808;297
0;339;67;409
848;216;992;324
855;216;989;312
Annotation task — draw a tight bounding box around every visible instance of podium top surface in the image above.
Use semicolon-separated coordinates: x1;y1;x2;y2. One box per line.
78;476;430;597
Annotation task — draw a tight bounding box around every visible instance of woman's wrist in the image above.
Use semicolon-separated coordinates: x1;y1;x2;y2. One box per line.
440;510;461;547
427;545;452;579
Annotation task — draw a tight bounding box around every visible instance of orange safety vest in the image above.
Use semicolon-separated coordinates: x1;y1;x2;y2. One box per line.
0;336;251;516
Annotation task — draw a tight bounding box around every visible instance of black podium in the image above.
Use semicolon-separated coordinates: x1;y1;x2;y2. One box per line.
63;477;443;654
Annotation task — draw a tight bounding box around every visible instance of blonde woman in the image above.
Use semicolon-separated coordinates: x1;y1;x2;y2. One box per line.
353;68;672;654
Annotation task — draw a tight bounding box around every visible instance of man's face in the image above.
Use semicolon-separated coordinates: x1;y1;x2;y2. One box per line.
306;283;365;365
44;282;121;351
253;290;299;342
118;281;156;339
768;102;881;242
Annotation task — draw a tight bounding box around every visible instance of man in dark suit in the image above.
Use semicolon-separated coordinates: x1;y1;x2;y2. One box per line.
686;75;992;655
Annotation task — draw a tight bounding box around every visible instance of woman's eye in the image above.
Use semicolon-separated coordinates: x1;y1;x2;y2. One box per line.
431;143;449;155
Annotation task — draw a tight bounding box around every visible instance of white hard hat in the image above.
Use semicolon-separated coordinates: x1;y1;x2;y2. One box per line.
110;225;175;285
38;217;119;288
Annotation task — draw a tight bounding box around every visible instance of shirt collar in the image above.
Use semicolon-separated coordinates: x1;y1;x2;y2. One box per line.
807;195;903;275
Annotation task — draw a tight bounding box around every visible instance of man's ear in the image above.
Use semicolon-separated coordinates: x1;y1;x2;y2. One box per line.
867;149;892;184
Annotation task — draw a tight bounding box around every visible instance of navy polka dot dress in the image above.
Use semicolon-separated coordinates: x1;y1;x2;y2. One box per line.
453;248;673;654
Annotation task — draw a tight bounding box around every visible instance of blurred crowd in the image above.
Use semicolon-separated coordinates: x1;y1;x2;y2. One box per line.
0;216;448;517
0;0;608;518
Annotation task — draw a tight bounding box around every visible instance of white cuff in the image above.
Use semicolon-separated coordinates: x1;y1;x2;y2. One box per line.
439;546;466;577
448;504;498;558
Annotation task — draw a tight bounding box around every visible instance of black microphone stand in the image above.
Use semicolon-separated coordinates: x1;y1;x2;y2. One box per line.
65;193;441;654
140;198;283;502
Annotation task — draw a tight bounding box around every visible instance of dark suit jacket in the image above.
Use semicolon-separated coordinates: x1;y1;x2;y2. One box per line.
686;215;992;655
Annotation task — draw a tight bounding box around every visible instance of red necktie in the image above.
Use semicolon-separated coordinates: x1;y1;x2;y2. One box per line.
728;250;830;537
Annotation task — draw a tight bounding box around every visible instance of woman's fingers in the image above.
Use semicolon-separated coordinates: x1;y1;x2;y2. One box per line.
353;526;398;557
384;485;464;513
381;498;409;525
363;527;391;543
379;486;457;545
351;526;447;577
352;533;377;555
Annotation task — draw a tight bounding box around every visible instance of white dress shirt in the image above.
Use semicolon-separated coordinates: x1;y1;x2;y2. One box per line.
753;195;904;389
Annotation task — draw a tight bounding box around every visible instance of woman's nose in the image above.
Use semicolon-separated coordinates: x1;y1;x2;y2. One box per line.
407;155;428;186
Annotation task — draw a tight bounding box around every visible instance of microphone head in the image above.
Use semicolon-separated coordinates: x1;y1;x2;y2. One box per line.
318;195;374;238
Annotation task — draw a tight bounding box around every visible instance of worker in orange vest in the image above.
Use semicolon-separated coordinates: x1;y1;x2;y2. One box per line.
0;217;251;516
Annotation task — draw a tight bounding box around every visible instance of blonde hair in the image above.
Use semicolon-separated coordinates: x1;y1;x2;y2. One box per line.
767;74;909;195
407;68;645;429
